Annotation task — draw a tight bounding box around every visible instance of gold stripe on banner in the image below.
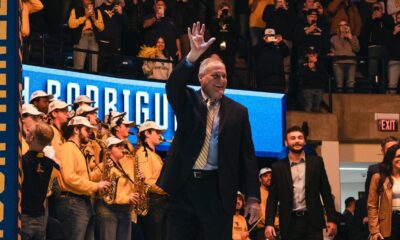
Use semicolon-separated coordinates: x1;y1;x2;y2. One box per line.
0;61;5;69
0;124;5;131
0;157;5;165
0;0;7;15
0;105;6;112
0;21;5;40
0;47;5;54
0;90;6;98
0;74;5;85
0;143;5;151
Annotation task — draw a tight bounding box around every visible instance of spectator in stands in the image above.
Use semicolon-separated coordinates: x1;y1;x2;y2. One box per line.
341;197;357;240
69;0;104;72
365;2;394;85
249;0;273;49
294;9;329;65
210;2;239;87
21;0;44;38
263;0;296;92
122;0;145;57
299;46;327;112
368;144;400;240
143;0;182;61
330;20;360;92
141;36;173;81
232;191;250;240
255;28;289;92
170;0;198;58
387;11;400;94
388;0;400;19
97;0;128;73
327;0;361;37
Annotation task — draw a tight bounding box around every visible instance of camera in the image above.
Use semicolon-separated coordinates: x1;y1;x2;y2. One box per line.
221;8;229;18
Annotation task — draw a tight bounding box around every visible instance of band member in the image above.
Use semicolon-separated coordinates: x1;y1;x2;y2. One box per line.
48;100;71;155
56;116;110;240
71;95;96;117
21;121;59;240
21;104;45;154
108;111;135;153
232;191;250;240
29;90;54;114
91;136;140;240
47;100;71;207
76;105;103;171
137;120;168;240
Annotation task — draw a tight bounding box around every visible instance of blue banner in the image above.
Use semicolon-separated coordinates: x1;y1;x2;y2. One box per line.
22;65;286;157
0;0;20;238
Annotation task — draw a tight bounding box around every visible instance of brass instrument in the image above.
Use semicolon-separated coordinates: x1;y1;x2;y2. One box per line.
124;148;149;216
95;119;119;204
100;147;120;204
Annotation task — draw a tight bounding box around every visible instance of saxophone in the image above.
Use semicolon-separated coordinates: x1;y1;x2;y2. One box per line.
125;147;149;216
102;154;120;205
95;123;120;205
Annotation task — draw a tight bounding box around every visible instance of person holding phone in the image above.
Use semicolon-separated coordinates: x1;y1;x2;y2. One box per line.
368;144;400;240
143;0;182;61
330;19;360;92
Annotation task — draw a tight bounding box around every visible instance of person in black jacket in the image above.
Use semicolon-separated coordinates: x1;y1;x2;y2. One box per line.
299;46;327;112
210;2;239;87
263;0;296;91
294;8;329;66
97;0;128;73
341;197;356;240
387;11;400;93
265;125;337;240
365;2;394;84
255;28;289;93
156;22;260;240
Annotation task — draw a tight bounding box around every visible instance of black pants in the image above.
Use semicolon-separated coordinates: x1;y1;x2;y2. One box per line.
385;212;400;240
139;192;169;240
166;172;232;240
285;214;323;240
98;40;120;74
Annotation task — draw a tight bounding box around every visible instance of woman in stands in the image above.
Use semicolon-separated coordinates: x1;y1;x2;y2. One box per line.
141;36;173;81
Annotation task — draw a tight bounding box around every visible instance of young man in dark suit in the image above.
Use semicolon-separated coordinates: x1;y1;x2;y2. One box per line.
265;125;337;240
156;22;260;240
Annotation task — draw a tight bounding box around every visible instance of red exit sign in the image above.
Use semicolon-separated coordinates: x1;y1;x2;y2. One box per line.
378;119;398;132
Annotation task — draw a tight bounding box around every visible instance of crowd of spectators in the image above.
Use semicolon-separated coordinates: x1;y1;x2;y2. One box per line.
22;0;400;111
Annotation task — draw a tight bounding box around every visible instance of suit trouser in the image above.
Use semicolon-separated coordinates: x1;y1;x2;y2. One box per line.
166;171;232;240
285;214;323;240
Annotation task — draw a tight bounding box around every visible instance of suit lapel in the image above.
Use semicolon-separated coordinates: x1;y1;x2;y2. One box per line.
305;155;311;187
218;96;231;135
284;159;294;197
196;90;207;127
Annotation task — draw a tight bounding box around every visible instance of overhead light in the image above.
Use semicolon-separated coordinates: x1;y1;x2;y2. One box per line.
339;167;368;171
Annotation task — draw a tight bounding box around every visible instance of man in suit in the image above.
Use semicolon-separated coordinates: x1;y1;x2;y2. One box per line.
265;125;337;240
156;22;260;240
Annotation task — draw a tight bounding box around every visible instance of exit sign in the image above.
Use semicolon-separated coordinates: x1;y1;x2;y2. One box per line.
375;113;399;132
378;119;398;132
